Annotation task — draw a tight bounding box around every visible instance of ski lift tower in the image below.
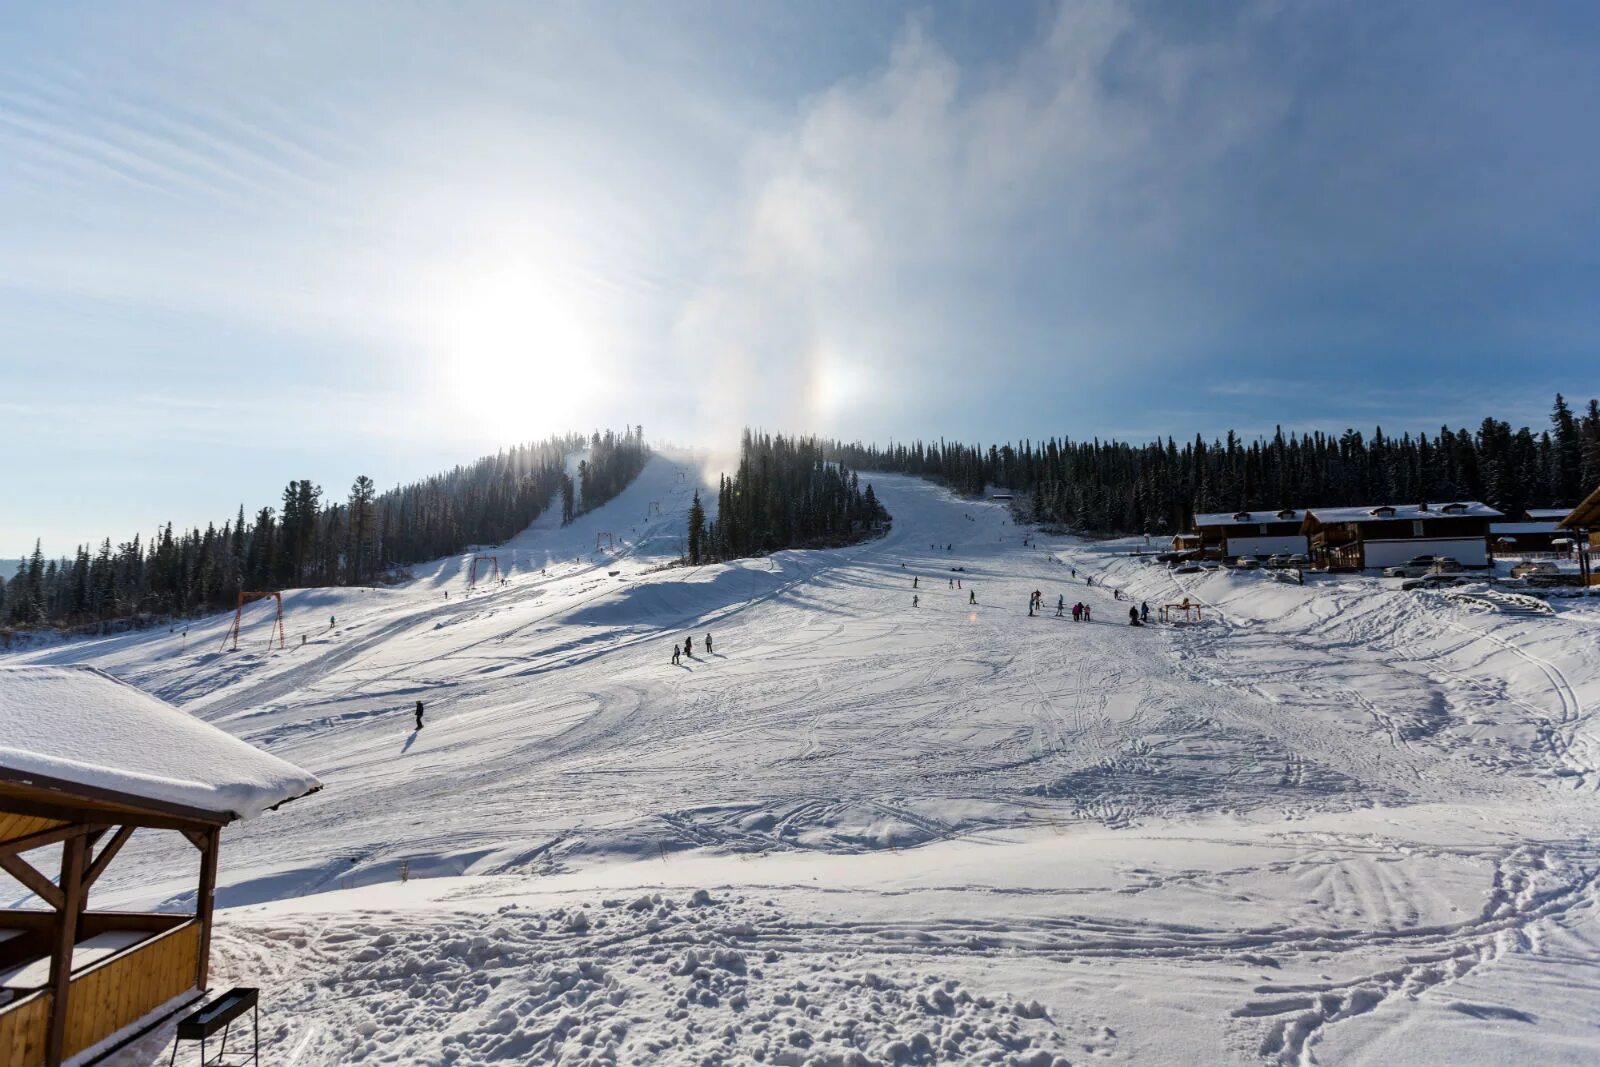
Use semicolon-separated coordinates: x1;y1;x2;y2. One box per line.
467;555;501;591
220;591;286;652
595;531;614;551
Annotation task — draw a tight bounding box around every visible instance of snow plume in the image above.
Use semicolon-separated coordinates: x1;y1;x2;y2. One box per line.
675;0;1291;442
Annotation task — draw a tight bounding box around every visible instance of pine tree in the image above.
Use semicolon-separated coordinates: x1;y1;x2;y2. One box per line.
687;491;706;564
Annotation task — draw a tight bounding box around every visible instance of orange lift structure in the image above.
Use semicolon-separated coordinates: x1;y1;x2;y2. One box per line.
467;555;501;590
220;591;285;652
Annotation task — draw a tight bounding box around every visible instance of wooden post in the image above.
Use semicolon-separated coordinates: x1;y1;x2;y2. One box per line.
45;833;88;1067
195;826;220;990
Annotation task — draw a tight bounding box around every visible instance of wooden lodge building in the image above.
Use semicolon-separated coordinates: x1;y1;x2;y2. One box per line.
1190;509;1307;560
1301;501;1502;571
1489;508;1577;558
0;665;319;1066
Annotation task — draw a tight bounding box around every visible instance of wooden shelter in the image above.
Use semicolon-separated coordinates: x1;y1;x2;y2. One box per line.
1301;502;1501;571
0;666;318;1066
1559;485;1600;586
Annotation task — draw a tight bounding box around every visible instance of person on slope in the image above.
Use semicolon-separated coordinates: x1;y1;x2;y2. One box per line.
1056;595;1065;617
969;590;977;605
414;700;425;730
1086;575;1093;587
913;594;920;608
706;633;714;654
330;615;336;629
1070;567;1076;578
684;635;694;657
1083;604;1092;622
672;643;681;666
1141;601;1150;623
913;576;919;588
1129;606;1140;626
1028;596;1034;617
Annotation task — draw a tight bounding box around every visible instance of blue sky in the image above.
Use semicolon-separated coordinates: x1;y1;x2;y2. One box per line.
3;1;1597;553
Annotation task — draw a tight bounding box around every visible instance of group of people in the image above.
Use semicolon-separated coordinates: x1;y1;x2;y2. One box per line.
671;632;714;665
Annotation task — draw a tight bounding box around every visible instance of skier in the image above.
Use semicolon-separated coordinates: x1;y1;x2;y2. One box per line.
684;635;694;657
1141;601;1150;623
913;594;920;607
1129;606;1140;626
957;578;962;589
706;633;713;654
1072;602;1082;622
444;590;449;599
330;615;336;629
969;590;976;605
1028;596;1034;617
1084;604;1092;622
1056;595;1064;617
1086;575;1093;587
913;576;919;588
414;700;425;730
1071;567;1076;578
949;578;954;588
672;643;681;665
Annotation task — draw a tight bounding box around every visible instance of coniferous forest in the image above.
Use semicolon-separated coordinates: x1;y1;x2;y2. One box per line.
825;395;1600;536
2;429;655;630
692;431;890;563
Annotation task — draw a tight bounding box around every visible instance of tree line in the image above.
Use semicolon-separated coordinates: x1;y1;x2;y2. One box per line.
3;427;652;629
823;395;1600;536
688;430;890;564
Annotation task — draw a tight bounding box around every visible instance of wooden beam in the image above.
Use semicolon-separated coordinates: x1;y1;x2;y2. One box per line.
0;766;232;826
0;851;65;911
196;825;220;989
81;825;134;895
45;833;86;1067
0;821;105;858
0;791;212;834
181;829;209;852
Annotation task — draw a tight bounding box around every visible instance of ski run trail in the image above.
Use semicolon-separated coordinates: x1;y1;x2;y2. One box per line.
9;450;1600;1066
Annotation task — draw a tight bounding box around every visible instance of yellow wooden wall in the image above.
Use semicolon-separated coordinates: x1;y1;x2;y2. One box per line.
0;991;50;1067
64;920;200;1059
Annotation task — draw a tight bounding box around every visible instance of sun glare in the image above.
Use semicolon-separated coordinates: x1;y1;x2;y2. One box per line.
434;264;596;439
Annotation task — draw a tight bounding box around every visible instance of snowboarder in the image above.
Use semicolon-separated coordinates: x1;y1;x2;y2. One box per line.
684;635;694;657
414;700;425;730
706;633;713;654
1141;601;1150;623
1056;595;1065;617
1129;606;1140;626
969;590;976;605
672;643;681;665
913;594;920;607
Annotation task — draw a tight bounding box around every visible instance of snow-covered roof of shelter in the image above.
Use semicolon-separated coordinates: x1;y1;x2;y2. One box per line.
1305;501;1501;523
1524;509;1572;520
0;665;320;821
1192;509;1304;528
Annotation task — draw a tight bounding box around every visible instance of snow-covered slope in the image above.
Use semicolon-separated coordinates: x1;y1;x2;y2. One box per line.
6;457;1600;1066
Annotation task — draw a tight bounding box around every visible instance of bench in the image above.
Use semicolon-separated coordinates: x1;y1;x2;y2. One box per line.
169;987;259;1066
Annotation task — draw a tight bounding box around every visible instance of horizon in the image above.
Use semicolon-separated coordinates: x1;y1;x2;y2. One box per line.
5;2;1598;551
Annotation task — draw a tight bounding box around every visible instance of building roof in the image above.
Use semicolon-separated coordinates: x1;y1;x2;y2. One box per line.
1305;501;1502;523
0;665;321;822
1561;484;1600;529
1524;508;1572;520
1193;509;1303;528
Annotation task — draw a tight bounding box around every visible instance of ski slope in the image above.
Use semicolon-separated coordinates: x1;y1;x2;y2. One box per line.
6;453;1600;1066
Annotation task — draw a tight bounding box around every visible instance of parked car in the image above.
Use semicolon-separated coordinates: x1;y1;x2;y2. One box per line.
1232;557;1262;570
1511;560;1559;578
1429;557;1463;574
1172;562;1203;574
1383;555;1440;578
1287;554;1310;566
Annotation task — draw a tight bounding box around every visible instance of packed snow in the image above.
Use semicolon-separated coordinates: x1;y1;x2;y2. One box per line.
0;664;319;819
4;450;1598;1065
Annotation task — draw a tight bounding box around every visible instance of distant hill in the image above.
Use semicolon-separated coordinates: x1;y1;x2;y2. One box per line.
0;560;20;578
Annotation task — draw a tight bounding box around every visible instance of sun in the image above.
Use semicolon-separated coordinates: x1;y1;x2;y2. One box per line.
434;263;596;438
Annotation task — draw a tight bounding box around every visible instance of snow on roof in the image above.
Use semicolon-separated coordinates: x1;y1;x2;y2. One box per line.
0;665;320;821
1524;509;1572;520
1305;501;1501;523
1192;509;1302;528
1489;521;1562;534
